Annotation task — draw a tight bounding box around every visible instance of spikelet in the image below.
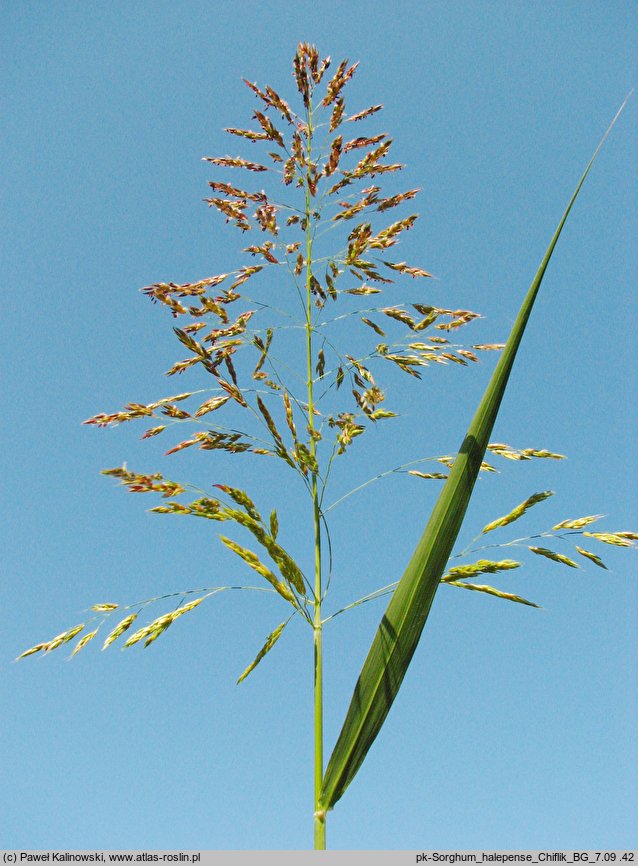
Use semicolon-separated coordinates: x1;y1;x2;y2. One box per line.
101;463;186;499
346;285;381;295
225;127;270;143
481;491;554;534
208;180;266;202
323;59;359;106
220;536;296;604
173;597;207;617
254;203;279;236
269;509;279;540
142;425;166;439
347;104;383;122
377;190;420;213
408;471;448;480
282;391;298;441
529;547;580;568
520;448;566;459
329;98;345;132
444;580;540;608
242;78;294;123
252;328;273;378
237;622;287;684
70;630;98;658
205;197;251;232
553;515;604;531
385;261;432;281
45;625;85;653
102;614;139;650
442;559;521;581
15;643;50;660
164;433;209;456
123;616;171;648
325;136;343;176
575;547;608;569
123;598;207;649
361;317;385;336
368;409;396;421
203;155;269;172
256;395;289;461
582;532;635;547
344;134;387;153
217;378;248;407
486;443;565;462
253;111;285;148
457;350;479;363
193;395;231;418
473;343;506;351
213;485;261;522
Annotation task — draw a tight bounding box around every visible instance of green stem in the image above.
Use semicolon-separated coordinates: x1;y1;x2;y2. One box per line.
304;98;326;851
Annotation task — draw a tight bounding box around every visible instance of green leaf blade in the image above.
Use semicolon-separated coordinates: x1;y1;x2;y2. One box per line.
319;105;626;813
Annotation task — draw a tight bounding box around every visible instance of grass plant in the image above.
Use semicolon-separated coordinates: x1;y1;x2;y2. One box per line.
18;45;633;850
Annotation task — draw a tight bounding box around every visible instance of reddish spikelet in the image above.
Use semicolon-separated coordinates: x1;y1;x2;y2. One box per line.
205;198;251;232
102;466;186;497
217;377;248;407
264;87;294;123
345;222;373;263
253;111;285;147
323;58;359;106
325;136;343;176
254;204;279;235
307;166;320;197
142;274;230;301
243;79;293;123
330;98;345;132
314;54;331;84
229;265;264;289
293;44;311;108
383;260;432;278
368;215;418;249
347;104;383;122
164;435;207;456
283;157;296;185
202;310;254;344
435;310;481;331
243;242;280;264
291;131;304;163
242;78;271;104
377;189;420;212
225;126;270;143
203;156;269;172
353;140;393;173
332;188;380;222
300;42;319;80
207;181;267;203
309;274;326;304
141;275;233;318
142;425;166;439
161;401;191;419
344;134;387;153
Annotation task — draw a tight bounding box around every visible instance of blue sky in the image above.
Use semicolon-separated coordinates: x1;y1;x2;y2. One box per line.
2;0;637;852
